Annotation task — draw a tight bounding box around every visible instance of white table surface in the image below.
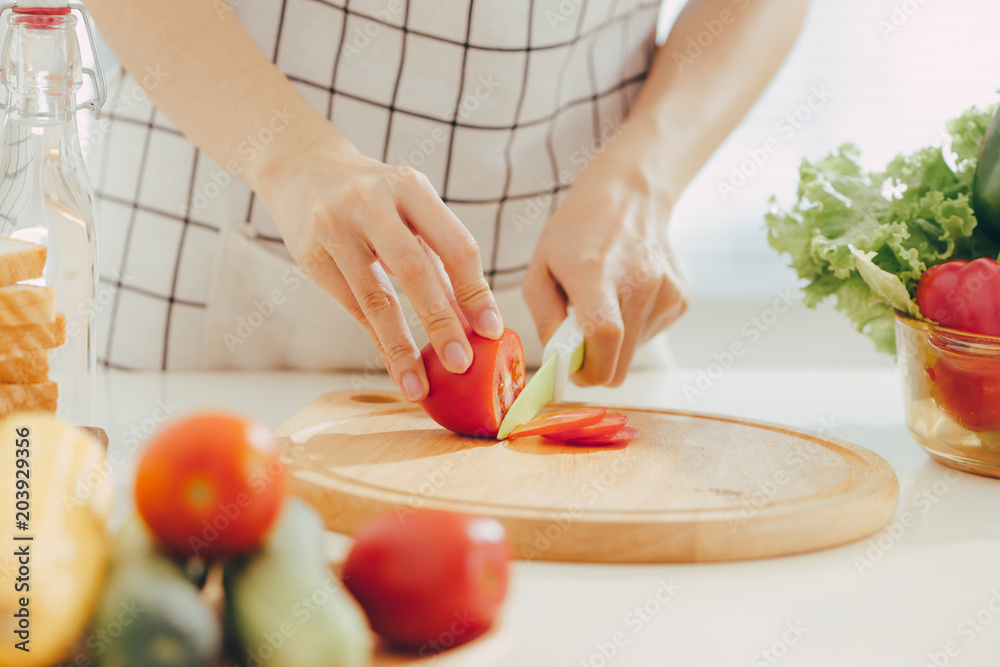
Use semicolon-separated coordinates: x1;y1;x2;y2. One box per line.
95;367;1000;666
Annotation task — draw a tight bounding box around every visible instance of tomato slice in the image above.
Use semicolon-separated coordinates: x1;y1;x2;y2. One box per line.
506;407;607;440
569;426;639;446
541;413;629;441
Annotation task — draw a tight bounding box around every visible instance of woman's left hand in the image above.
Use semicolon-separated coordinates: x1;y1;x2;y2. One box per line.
523;147;688;387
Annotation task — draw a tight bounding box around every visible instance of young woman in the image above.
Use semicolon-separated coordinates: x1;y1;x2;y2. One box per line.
86;0;809;401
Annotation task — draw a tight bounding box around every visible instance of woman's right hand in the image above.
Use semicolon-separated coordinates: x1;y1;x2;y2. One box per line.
254;128;503;402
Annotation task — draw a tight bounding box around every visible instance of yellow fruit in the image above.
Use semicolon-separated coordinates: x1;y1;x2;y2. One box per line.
0;413;112;667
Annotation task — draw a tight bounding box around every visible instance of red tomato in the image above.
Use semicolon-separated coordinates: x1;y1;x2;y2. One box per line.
419;328;525;438
542;413;629;441
135;413;286;558
507;407;607;440
927;350;1000;432
917;259;1000;431
916;258;1000;337
342;510;510;652
569;426;639;445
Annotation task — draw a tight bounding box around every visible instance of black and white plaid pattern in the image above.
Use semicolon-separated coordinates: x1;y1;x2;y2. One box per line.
89;0;661;370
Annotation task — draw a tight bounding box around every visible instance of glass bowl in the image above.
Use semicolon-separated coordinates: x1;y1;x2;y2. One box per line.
896;312;1000;478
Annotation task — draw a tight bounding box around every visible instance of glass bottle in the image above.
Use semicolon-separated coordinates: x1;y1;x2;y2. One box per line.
0;3;106;426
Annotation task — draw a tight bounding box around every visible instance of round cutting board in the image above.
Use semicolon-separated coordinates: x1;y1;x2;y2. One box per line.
275;391;899;563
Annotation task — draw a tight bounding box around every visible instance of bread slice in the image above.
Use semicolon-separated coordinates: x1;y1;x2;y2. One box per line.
0;285;56;326
0;313;65;352
0;349;48;384
0;238;46;287
0;381;57;417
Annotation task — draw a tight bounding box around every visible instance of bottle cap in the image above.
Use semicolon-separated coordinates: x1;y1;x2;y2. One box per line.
13;7;71;13
0;1;107;115
12;2;70;27
14;1;69;8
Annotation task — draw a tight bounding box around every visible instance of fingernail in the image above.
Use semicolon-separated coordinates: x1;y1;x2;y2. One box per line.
478;310;503;339
401;372;423;401
444;341;471;372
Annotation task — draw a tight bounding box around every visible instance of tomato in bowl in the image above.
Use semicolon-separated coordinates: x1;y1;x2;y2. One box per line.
896;313;1000;478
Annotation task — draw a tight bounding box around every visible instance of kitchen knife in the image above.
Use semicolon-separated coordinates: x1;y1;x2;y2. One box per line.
496;308;586;439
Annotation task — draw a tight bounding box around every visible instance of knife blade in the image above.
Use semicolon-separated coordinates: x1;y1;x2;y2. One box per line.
496;309;585;439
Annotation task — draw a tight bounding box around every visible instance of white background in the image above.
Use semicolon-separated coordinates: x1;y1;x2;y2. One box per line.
665;0;1000;370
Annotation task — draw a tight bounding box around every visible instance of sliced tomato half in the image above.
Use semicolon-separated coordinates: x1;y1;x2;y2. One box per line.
506;407;607;440
542;413;629;441
419;328;526;438
569;426;638;446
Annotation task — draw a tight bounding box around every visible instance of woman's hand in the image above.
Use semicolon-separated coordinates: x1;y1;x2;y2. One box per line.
523;145;688;387
255;130;503;402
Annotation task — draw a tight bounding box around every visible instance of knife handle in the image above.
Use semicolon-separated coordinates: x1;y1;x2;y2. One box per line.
543;307;586;402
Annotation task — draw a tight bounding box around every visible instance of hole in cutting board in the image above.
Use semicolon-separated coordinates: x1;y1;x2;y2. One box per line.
350;393;398;404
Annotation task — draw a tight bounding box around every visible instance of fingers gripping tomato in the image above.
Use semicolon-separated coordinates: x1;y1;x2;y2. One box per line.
419;329;525;438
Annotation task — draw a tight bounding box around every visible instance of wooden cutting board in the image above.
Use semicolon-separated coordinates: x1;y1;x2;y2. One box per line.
275;391;899;563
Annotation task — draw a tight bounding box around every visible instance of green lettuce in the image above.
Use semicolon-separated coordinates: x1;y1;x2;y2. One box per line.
766;103;1000;354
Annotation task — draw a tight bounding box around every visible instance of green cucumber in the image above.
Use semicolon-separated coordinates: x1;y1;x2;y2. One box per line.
90;553;221;667
224;499;372;667
114;515;209;588
972;105;1000;243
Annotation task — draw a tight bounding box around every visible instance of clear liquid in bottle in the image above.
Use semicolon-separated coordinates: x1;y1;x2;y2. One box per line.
0;7;102;427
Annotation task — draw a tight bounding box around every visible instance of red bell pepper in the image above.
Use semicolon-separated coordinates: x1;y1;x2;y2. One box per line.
916;258;1000;337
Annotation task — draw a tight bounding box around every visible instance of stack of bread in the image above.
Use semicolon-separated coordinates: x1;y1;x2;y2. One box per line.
0;238;63;417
